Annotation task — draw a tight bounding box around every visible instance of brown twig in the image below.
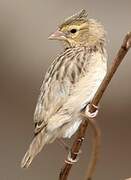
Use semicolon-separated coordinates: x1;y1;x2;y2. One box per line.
59;32;131;180
81;114;101;180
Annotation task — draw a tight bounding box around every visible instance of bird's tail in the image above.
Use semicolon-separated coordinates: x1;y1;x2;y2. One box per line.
21;129;49;168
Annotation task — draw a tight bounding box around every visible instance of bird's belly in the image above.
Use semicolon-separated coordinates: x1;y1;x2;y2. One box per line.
60;118;82;138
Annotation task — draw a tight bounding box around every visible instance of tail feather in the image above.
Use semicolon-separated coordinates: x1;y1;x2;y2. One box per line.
21;130;48;168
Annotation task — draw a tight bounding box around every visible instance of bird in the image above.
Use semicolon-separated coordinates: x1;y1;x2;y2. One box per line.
21;9;107;168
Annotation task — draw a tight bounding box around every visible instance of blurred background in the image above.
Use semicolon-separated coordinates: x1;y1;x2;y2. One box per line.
0;0;131;180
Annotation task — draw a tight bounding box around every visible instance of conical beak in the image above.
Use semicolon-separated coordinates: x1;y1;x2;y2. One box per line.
48;29;66;40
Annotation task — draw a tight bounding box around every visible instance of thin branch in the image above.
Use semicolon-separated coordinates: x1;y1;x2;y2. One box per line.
59;32;131;180
81;114;101;180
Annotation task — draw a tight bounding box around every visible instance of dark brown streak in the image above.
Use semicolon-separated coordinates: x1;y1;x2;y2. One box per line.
57;55;75;81
57;49;83;81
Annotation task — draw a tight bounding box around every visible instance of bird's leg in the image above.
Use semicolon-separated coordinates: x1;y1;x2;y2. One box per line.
57;138;82;164
85;103;99;118
65;141;82;164
57;139;70;152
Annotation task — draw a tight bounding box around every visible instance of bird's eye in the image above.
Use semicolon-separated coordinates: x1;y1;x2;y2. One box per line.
70;29;77;34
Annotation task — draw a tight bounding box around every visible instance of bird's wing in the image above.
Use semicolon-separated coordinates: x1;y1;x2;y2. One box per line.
34;79;72;135
33;48;85;135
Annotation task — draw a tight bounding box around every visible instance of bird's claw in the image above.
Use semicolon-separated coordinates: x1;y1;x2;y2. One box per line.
85;103;99;118
65;150;82;164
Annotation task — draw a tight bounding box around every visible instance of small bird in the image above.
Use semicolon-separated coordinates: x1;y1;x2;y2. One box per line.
21;9;107;168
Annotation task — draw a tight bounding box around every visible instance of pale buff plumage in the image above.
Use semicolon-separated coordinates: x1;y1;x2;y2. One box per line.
21;9;107;168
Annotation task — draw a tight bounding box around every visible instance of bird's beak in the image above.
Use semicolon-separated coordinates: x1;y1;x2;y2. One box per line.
48;29;66;40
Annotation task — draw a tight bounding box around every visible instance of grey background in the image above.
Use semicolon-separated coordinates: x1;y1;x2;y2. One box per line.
0;0;131;180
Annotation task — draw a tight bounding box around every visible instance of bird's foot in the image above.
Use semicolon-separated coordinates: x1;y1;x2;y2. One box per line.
85;103;99;118
65;149;82;164
57;139;82;164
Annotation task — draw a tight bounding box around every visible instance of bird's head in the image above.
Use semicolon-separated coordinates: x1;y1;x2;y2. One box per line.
49;9;106;48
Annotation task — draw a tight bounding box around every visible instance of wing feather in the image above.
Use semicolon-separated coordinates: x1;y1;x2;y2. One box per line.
33;47;85;134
